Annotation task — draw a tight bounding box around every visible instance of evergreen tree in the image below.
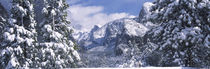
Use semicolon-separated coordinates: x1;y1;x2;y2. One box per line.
0;0;37;68
36;0;81;68
0;16;6;40
143;0;210;67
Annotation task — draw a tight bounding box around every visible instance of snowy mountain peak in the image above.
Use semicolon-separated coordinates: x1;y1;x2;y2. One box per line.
77;18;150;50
91;25;99;33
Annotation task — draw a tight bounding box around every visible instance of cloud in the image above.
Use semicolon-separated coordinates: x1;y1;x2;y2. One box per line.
67;4;135;32
67;0;81;4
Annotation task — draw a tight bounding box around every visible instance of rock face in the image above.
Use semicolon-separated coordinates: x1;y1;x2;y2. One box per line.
78;18;149;53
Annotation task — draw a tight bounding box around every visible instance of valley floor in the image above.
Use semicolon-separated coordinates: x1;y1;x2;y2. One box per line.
80;46;126;67
79;46;207;69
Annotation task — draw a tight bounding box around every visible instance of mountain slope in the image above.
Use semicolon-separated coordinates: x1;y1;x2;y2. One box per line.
78;18;149;51
76;17;154;67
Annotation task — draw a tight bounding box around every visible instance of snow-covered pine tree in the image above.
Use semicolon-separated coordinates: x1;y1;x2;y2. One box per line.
37;0;81;68
143;0;210;67
0;15;6;41
0;0;37;68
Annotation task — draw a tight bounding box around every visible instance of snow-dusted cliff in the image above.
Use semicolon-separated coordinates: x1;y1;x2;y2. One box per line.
77;18;149;50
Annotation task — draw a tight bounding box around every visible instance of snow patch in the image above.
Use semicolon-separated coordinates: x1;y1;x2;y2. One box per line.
6;57;19;69
124;19;148;37
25;38;34;46
143;2;154;15
3;32;15;42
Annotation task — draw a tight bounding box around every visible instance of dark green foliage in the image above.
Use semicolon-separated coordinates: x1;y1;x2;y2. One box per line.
142;0;210;67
